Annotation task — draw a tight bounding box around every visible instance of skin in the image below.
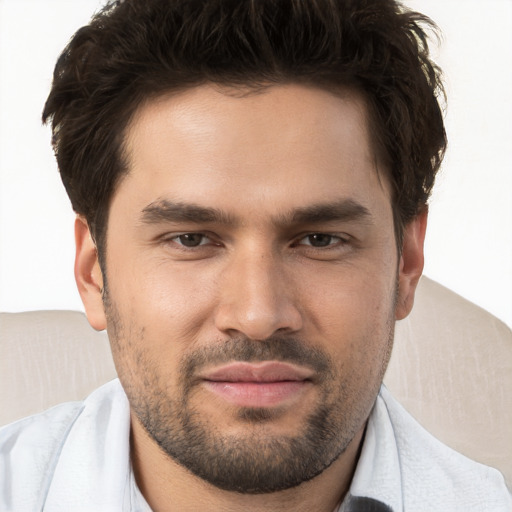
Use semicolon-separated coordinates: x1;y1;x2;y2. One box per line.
75;84;426;512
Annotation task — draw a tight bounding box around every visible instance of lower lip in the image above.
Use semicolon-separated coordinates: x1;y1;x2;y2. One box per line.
203;380;309;407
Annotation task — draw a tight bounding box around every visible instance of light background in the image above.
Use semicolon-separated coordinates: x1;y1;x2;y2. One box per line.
0;0;511;327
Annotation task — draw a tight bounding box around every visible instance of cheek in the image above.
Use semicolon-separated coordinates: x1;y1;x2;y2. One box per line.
301;259;397;361
107;253;221;352
304;255;396;317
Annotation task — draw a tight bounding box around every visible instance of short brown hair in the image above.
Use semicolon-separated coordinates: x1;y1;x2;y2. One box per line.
43;0;446;258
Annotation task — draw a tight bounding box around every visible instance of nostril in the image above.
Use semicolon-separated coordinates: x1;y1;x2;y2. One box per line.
214;299;303;341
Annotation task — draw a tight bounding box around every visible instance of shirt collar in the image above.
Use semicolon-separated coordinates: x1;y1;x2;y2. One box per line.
339;386;402;512
43;380;132;510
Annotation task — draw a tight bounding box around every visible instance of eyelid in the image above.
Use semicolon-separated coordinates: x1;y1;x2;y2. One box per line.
295;233;351;247
161;231;218;247
157;230;352;251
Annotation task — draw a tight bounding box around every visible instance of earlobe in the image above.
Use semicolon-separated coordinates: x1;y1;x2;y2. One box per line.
74;216;107;331
395;209;428;320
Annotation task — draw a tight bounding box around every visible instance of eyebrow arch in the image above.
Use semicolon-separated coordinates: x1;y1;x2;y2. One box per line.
285;199;373;226
140;200;238;226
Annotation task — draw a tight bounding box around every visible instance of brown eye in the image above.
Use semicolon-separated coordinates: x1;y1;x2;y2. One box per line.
304;234;336;247
176;233;208;247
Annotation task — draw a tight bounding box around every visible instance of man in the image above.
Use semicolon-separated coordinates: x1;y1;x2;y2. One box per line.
0;0;510;510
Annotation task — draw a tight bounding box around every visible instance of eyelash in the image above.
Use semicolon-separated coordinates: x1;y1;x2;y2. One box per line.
170;233;215;248
294;233;349;249
163;232;350;250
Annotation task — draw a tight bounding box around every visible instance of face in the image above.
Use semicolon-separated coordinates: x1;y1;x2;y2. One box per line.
77;84;424;493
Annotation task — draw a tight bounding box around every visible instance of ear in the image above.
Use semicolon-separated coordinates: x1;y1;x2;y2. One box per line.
395;209;428;320
74;216;107;331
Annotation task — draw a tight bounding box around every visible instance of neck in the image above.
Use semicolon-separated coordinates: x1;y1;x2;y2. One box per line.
130;413;364;512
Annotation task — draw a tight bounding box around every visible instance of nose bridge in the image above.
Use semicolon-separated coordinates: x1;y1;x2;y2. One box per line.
215;242;302;339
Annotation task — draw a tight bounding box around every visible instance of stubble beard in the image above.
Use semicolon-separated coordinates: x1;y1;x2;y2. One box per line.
103;287;395;494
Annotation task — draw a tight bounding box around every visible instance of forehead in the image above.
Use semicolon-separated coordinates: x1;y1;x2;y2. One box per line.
118;83;391;221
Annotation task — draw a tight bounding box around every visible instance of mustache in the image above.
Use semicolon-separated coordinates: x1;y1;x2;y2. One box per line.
180;335;333;381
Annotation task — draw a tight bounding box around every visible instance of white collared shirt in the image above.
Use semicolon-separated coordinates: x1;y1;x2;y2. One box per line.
1;380;510;511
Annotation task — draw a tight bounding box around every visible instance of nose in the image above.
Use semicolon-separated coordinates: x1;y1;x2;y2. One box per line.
214;247;303;340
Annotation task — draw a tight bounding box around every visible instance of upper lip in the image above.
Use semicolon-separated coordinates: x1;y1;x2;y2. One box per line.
200;361;314;382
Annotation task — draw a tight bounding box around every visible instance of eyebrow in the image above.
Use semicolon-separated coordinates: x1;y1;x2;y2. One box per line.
286;199;372;226
140;198;372;228
141;200;238;226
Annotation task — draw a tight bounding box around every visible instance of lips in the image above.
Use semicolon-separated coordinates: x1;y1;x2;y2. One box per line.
202;361;314;382
200;361;313;407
